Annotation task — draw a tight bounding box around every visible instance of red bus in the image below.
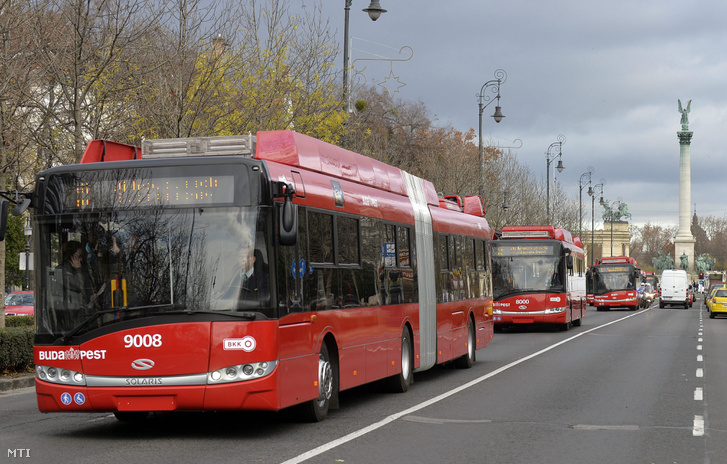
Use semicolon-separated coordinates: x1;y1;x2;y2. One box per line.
491;225;587;330
28;131;494;422
642;271;659;290
591;256;640;311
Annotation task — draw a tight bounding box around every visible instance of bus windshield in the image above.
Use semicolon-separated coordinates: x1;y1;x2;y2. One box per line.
491;242;565;300
593;265;635;293
35;165;273;341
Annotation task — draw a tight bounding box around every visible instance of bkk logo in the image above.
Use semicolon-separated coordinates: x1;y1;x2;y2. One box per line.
223;336;256;352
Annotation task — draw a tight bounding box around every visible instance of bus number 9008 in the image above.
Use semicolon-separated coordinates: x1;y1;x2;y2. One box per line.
124;334;163;348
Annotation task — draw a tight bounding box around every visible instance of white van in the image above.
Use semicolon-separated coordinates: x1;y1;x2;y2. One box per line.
659;269;689;308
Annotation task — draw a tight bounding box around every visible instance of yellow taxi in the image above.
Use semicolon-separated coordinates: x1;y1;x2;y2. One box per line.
707;287;727;318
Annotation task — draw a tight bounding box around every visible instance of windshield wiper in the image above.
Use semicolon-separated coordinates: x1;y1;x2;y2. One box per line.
167;309;260;320
61;304;185;342
494;288;543;300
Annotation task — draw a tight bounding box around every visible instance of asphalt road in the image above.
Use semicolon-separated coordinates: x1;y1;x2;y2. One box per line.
2;299;725;464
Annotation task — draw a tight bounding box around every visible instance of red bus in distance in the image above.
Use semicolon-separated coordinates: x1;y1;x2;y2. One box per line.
491;225;587;330
591;256;640;311
31;131;494;422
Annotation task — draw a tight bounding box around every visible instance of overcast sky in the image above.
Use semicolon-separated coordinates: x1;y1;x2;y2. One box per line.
298;0;727;229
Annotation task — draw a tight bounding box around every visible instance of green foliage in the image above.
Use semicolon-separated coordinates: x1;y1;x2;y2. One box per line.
0;327;33;372
4;214;26;289
5;316;34;328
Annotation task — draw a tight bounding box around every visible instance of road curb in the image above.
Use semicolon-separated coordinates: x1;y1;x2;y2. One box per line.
0;374;35;392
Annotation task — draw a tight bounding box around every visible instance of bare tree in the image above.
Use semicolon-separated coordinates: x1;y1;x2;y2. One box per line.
0;0;37;328
26;0;161;163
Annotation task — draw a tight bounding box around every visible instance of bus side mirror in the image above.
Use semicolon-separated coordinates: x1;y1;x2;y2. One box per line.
278;183;297;246
0;199;8;241
566;254;573;270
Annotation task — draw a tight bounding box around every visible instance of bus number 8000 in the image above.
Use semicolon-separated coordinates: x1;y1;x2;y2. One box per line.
124;334;163;348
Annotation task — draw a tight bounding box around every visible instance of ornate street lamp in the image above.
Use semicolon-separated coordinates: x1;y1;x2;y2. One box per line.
546;134;566;224
343;1;387;114
589;181;604;266
477;69;506;198
579;167;594;238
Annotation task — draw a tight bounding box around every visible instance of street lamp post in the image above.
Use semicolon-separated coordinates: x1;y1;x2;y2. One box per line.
23;218;32;290
546;135;566;225
501;190;510;228
579;167;594;238
343;1;387;114
477;69;506;198
589;182;604;266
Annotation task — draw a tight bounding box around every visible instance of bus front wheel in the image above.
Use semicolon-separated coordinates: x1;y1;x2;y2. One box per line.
301;343;335;422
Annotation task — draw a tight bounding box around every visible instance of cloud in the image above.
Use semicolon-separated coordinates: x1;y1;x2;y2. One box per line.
310;0;727;227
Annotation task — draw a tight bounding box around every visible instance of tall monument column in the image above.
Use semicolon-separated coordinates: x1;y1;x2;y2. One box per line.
674;99;695;274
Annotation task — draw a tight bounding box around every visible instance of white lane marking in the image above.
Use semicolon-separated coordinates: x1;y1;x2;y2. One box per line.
697;355;703;362
696;368;704;378
694;416;705;436
282;309;652;464
571;424;639;431
697;345;703;351
694;388;703;401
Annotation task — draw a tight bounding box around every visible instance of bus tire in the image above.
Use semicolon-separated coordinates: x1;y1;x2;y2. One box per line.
573;306;582;327
301;343;335;422
455;318;476;369
388;328;413;392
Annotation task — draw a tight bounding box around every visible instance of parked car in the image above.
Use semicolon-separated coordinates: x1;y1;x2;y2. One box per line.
705;281;725;305
708;288;727;319
5;291;34;316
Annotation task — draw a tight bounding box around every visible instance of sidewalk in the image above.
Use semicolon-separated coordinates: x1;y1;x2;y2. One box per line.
0;374;35;392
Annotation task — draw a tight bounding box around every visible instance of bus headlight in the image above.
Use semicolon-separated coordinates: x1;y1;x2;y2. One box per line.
36;365;86;386
544;306;567;314
207;360;277;384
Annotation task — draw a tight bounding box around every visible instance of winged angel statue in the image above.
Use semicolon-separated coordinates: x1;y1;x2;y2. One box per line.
678;99;691;130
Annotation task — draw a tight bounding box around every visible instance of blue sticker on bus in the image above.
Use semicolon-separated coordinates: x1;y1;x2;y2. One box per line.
61;392;72;405
291;259;307;278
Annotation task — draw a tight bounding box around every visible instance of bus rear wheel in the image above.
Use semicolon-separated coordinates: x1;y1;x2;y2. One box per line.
301;343;335;422
455;318;476;369
387;328;413;392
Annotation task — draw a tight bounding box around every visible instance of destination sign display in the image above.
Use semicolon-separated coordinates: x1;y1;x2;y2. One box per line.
72;175;235;209
493;244;556;257
48;164;246;211
596;265;630;273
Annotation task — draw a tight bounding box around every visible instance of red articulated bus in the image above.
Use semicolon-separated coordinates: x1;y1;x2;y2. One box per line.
490;225;587;330
30;131;495;422
591;256;640;311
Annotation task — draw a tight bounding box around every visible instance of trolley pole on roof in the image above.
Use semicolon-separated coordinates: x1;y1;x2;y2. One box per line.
477;69;506;199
